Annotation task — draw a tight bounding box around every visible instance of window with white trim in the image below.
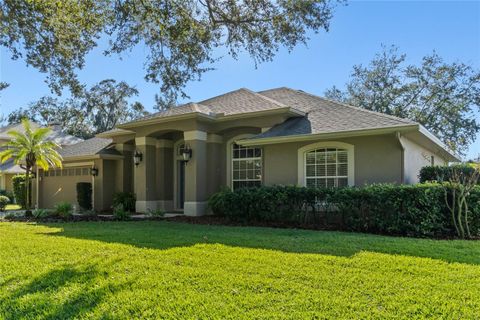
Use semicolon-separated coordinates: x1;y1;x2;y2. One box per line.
305;148;348;188
232;143;262;190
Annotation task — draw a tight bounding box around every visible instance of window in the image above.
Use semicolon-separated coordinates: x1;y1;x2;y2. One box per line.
305;148;349;188
232;143;262;190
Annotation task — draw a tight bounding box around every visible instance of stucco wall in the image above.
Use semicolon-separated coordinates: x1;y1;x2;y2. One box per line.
400;136;447;184
39;167;92;209
263;134;404;187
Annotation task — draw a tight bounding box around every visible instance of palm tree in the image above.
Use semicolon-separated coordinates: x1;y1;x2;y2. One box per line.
0;119;63;211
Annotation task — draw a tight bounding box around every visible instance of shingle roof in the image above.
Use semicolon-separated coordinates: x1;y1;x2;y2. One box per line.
0;122;83;146
119;88;291;127
251;87;416;139
60;138;119;158
199;88;288;115
0;159;23;174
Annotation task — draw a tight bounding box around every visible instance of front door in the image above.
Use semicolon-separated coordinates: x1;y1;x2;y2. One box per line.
177;160;185;209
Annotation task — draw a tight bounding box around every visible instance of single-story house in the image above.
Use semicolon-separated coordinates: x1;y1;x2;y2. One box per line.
0;122;82;196
29;87;458;215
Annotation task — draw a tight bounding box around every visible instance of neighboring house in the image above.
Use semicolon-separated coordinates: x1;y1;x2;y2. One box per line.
0;122;82;196
32;87;459;215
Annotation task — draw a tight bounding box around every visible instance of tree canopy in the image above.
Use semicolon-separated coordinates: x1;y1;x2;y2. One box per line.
0;0;340;106
325;46;480;155
6;79;148;139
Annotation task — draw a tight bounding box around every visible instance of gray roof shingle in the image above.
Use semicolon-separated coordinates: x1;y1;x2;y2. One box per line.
0;159;23;174
252;87;416;139
60;138;119;158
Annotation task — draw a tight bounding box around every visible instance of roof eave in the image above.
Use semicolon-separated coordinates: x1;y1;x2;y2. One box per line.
418;126;461;162
62;153;124;162
117;112;216;129
237;124;419;146
96;129;135;138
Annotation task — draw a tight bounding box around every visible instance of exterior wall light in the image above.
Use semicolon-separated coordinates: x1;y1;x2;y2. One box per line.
182;145;192;162
90;167;99;176
134;150;143;166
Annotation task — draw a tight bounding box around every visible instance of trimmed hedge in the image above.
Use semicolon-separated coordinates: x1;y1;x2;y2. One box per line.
12;175;31;208
419;165;479;184
208;184;480;238
76;182;92;210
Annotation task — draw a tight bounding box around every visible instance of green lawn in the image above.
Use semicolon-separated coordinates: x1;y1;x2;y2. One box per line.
0;222;479;319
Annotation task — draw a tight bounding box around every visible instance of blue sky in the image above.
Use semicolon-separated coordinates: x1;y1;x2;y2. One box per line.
0;1;479;158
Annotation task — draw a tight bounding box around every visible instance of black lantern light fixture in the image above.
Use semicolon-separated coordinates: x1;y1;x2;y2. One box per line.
90;167;99;176
182;145;192;162
134;150;143;166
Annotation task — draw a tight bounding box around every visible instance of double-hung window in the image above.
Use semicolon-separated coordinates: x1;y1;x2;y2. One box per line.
231;143;262;190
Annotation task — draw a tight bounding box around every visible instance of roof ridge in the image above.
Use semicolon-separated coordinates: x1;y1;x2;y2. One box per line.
198;88;250;104
276;87;416;125
239;88;290;109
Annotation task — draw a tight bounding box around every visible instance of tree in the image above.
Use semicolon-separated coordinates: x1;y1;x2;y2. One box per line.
0;0;340;104
6;79;148;138
84;79;149;134
442;163;480;239
325;46;480;155
0;119;63;212
7;97;92;138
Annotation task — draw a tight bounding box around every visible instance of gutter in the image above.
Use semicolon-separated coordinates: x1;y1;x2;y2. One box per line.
237;124;419;146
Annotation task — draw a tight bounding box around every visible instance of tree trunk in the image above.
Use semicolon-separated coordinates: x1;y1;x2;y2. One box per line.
25;166;30;211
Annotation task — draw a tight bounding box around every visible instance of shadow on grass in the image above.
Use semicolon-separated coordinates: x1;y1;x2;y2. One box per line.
38;221;480;265
0;261;132;320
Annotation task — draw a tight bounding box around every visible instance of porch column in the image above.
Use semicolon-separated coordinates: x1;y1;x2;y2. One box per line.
115;143;134;193
183;130;208;216
156;139;174;211
134;137;157;213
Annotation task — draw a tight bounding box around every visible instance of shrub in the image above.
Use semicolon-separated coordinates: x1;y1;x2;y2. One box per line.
112;192;136;213
3;212;18;219
54;202;73;218
419;165;479;184
0;195;9;211
208;184;480;238
0;190;14;204
76;182;92;210
33;208;50;219
12;175;31;208
113;204;130;221
146;208;165;217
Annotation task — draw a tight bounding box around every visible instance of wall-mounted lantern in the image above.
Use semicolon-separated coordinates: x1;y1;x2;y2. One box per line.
182;145;192;162
90;167;99;177
134;150;143;166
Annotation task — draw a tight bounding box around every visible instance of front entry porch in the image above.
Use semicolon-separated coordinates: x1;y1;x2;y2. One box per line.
130;131;222;216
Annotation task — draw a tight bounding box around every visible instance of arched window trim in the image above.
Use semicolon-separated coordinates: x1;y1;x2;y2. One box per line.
226;134;263;189
297;141;355;187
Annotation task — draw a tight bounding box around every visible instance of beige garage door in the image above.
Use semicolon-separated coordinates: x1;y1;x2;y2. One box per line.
40;167;92;209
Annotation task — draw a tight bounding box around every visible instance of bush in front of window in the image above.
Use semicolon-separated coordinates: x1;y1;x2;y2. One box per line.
208;184;480;239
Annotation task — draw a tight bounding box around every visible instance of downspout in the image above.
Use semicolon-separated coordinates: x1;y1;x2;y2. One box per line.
396;132;405;184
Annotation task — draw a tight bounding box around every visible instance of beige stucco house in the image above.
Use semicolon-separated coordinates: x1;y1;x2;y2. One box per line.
24;87;458;215
0;122;82;198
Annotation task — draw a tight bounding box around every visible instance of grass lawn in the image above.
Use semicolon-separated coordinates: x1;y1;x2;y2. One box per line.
0;222;479;319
